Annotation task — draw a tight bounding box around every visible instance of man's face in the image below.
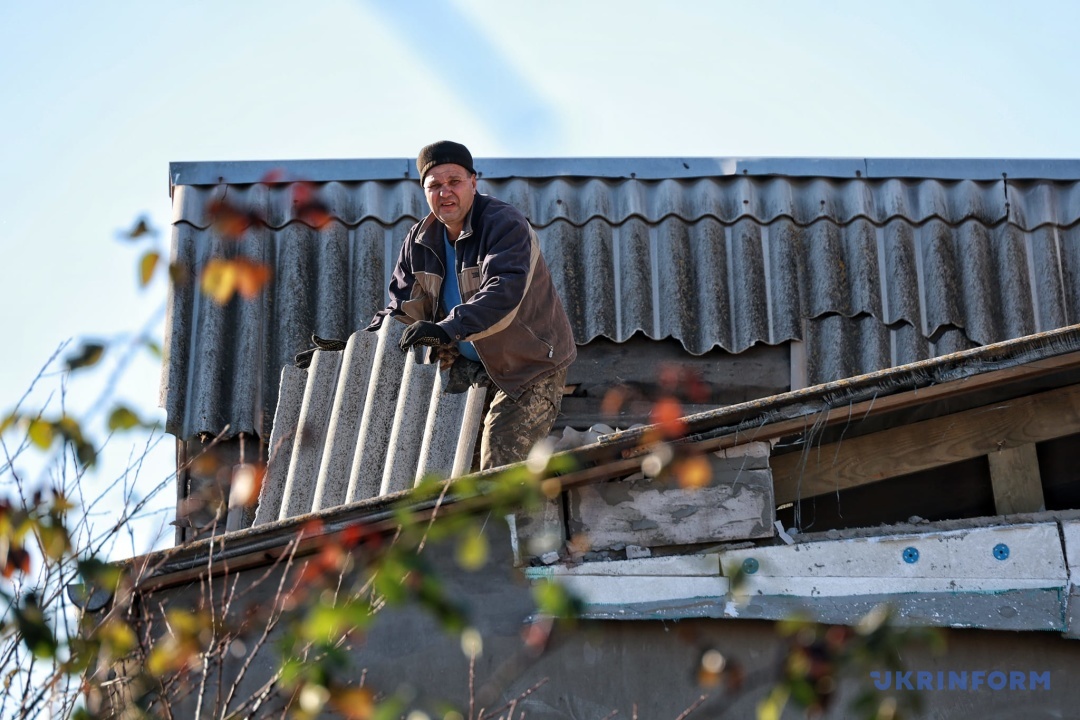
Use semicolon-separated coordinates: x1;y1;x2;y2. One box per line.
423;164;477;231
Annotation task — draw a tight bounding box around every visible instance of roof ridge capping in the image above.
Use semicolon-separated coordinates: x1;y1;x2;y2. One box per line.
168;157;1080;189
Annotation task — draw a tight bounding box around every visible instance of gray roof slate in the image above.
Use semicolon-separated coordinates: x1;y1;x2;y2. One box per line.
162;158;1080;440
253;324;485;525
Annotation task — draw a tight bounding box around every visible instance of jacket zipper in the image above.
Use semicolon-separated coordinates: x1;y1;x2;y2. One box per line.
522;322;554;358
430;231;507;395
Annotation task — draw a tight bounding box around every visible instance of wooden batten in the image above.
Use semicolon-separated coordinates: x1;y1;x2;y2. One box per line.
988;443;1046;515
771;383;1080;505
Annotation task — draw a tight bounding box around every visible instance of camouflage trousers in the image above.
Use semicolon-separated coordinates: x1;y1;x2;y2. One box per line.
480;368;567;471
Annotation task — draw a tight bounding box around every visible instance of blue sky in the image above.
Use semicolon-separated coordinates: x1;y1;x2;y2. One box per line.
1;0;1079;555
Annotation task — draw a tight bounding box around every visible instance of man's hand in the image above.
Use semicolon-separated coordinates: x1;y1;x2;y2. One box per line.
399;321;452;351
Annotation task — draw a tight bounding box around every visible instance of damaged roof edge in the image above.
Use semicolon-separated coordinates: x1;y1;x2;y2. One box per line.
168;157;1080;189
602;323;1080;448
134;325;1080;591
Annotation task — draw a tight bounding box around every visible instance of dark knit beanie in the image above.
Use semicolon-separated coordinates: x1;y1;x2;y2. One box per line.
417;140;475;180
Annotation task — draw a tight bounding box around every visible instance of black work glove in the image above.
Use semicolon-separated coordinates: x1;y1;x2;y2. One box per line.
294;334;348;369
444;356;490;394
399;321;451;352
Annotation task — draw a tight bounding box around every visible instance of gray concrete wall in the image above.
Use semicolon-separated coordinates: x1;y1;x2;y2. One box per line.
140;522;1080;719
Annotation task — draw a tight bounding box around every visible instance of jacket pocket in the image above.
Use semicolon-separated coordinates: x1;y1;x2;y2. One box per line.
520;321;554;359
459;266;481;300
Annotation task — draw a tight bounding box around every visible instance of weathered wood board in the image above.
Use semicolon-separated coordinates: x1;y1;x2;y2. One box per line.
772;382;1080;504
567;443;775;550
988;443;1046;514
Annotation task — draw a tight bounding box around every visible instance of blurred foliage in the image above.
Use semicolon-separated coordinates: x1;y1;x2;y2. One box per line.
0;210;946;720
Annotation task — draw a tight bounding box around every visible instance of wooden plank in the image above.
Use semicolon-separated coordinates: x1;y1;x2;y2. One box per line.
567;445;775;550
690;350;1080;455
772;383;1080;504
988;443;1046;514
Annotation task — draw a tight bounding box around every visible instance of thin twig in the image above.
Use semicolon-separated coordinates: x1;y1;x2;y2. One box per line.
469;653;476;720
479;678;549;720
673;693;710;720
417;478;453;554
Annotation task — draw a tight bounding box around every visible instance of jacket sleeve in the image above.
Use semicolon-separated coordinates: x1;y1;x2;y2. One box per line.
437;206;534;342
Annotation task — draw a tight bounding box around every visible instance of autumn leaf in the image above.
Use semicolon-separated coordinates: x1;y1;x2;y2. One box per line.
328;686;375;720
96;618;137;660
15;595;57;658
259;168;286;184
36;523;70;561
65;343;105;371
168;261;192;285
201;258;238;303
650;396;687;439
139;250;160;287
78;558;124;592
2;546;31;578
207;197;265;240
456;530;489;571
531;579;580;618
118;215;155;241
50;492;76;514
27;419;55;449
0;413;17;434
293;184;333;228
107;405;141;432
674;455;712;490
233;257;272;299
200;257;271;303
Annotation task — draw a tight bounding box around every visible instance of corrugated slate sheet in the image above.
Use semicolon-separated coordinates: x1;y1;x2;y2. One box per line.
253;324;485;525
163;162;1080;439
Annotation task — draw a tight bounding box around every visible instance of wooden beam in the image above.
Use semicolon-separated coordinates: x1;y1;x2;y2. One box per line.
690;350;1080;456
988;443;1046;514
772;382;1080;504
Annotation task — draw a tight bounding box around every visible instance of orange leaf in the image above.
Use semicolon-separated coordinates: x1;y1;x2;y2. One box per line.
328;686;374;720
650;397;686;439
260;168;286;184
600;386;626;417
233;258;272;299
207;198;256;241
674;455;712;490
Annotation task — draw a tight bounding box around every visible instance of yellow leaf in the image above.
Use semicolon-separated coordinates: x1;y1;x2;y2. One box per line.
64;343;105;371
139;251;160;287
51;493;76;514
107;406;141;432
37;524;70;560
200;258;237;304
456;530;489;571
757;686;789;720
98;618;137;659
27;419;55;449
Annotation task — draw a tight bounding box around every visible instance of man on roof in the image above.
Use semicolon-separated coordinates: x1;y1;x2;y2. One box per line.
367;140;577;470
